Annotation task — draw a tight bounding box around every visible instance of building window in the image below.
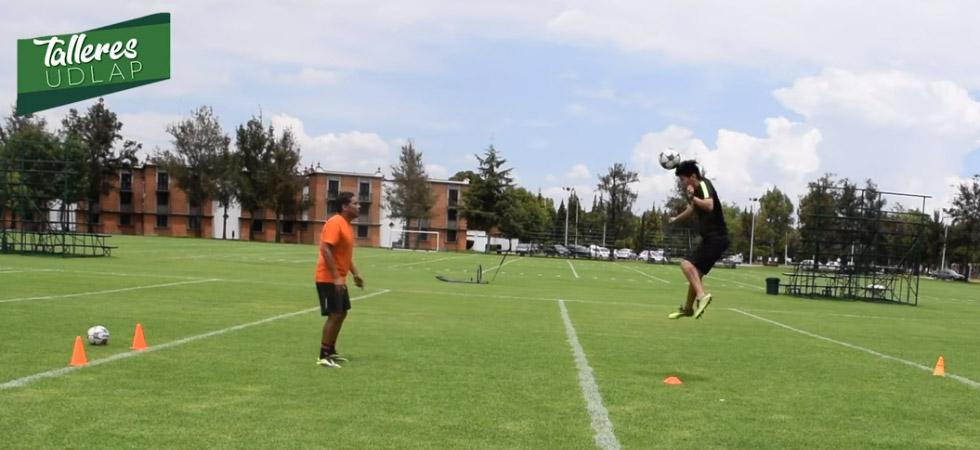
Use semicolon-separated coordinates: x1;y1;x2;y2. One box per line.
447;230;457;242
121;191;133;206
156;215;169;228
448;208;458;221
449;188;459;206
328;179;340;198
327;200;339;217
157;172;169;191
120;214;132;226
121;173;133;191
282;221;294;234
358;181;371;202
357;225;369;239
418;232;429;241
88;213;100;225
252;219;264;232
156;192;169;206
188;216;199;230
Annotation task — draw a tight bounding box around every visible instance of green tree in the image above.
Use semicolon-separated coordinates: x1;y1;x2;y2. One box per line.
212;146;239;239
757;187;795;262
499;187;551;242
385;141;437;247
61;98;140;232
265;127;307;243
153;106;230;238
234;115;272;241
596;163;639;246
944;175;980;275
459;145;513;244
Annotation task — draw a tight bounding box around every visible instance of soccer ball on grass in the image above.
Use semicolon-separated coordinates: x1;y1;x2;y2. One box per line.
87;325;110;345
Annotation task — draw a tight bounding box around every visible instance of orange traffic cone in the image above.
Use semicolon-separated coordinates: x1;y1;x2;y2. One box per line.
663;376;683;385
131;323;147;350
70;336;87;366
933;356;945;377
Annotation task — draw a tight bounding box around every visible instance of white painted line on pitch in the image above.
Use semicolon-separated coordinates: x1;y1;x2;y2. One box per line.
0;289;391;390
567;260;580;279
10;268;210;281
0;279;219;304
710;275;764;290
736;309;905;321
483;256;524;273
558;300;621;450
395;288;661;309
389;255;470;268
730;308;980;389
613;263;670;284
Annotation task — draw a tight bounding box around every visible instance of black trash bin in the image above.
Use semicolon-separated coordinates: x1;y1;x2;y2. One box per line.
765;277;780;295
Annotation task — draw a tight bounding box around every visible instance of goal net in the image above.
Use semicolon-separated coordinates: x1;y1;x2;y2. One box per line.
389;229;441;252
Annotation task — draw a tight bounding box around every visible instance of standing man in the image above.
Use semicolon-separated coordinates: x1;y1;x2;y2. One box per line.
667;160;729;320
316;191;365;368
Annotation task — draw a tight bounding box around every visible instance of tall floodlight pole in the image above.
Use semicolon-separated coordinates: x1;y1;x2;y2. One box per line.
749;197;759;265
563;187;571;247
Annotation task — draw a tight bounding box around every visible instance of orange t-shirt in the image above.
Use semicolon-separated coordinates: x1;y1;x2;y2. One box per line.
315;214;354;283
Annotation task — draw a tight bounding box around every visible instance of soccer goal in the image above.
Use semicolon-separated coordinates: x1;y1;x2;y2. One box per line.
389;229;441;252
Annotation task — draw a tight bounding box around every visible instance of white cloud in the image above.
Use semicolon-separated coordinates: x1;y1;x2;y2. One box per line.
631;120;822;213
565;163;591;181
545;174;558;183
426;163;448;179
295;68;344;85
773;69;980;212
270;113;391;175
565;103;587;115
543;2;980;88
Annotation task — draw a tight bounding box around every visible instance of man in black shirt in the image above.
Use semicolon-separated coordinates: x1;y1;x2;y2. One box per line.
668;160;730;320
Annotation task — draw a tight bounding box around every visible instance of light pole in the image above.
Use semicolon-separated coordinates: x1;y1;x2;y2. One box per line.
749;197;759;265
563;187;572;247
941;217;955;270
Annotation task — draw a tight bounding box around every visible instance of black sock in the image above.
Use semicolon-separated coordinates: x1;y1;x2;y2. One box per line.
319;345;332;359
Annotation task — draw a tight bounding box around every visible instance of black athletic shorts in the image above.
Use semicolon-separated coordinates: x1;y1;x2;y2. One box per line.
316;282;351;316
687;234;730;276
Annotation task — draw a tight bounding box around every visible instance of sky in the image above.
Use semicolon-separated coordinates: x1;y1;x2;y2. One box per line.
3;1;980;218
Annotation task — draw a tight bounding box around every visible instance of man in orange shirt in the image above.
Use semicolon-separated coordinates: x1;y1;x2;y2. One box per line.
315;192;365;368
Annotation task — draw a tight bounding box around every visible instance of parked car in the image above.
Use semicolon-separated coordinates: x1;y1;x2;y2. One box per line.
614;248;636;260
568;244;592;259
515;243;532;256
935;268;966;281
542;244;569;257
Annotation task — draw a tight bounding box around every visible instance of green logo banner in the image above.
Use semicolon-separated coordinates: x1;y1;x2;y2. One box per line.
16;13;170;116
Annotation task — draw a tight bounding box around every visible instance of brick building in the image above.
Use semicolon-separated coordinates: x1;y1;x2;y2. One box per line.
82;164;213;237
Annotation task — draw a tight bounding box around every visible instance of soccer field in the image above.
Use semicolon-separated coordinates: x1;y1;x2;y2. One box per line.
1;235;979;449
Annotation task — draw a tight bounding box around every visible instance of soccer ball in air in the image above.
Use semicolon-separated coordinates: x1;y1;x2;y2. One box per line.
659;150;682;170
87;325;110;345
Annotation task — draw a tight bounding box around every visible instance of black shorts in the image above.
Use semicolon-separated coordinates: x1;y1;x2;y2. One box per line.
687;234;730;276
316;282;351;316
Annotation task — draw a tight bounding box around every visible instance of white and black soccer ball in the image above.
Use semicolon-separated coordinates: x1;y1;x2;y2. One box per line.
87;325;110;345
659;150;682;170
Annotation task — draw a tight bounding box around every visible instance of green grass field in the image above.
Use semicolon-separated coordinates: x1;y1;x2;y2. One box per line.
1;235;979;449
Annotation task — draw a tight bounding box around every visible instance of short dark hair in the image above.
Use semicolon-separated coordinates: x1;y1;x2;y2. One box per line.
674;160;701;178
333;191;355;209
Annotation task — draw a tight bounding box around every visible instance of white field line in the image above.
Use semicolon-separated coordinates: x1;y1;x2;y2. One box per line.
709;275;765;290
483;256;525;273
0;289;391;390
567;260;579;279
0;279;220;304
558;300;621;450
6;268;208;281
735;309;905;321
390;255;471;268
395;288;660;309
613;263;670;284
730;308;980;389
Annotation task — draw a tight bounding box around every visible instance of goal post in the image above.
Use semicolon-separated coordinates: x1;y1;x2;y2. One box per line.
389;229;441;252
